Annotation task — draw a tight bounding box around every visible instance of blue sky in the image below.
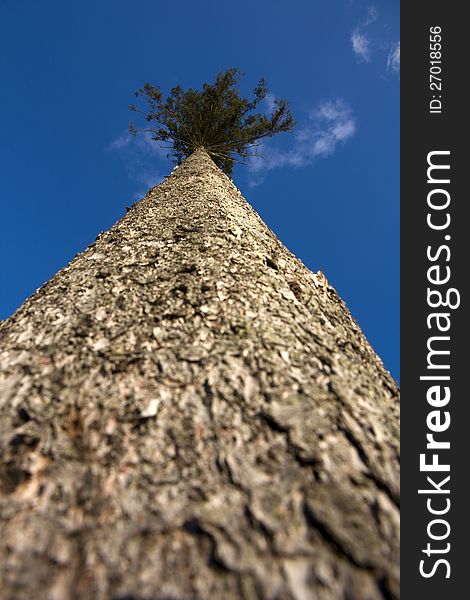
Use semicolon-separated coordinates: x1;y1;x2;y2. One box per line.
0;0;399;378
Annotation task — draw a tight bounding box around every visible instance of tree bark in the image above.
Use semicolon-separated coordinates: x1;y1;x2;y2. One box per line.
0;149;399;600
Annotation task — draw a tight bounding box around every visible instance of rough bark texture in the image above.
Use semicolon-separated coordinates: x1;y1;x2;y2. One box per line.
0;149;399;600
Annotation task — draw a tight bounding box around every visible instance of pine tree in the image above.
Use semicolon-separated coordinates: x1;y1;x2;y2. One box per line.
0;156;399;597
129;67;294;177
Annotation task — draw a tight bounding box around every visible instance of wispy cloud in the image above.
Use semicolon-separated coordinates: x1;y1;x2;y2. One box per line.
129;168;164;199
108;133;132;151
247;100;356;187
108;131;169;158
387;41;400;73
264;92;276;113
350;6;399;75
351;5;377;62
351;30;372;62
363;5;378;27
107;131;168;198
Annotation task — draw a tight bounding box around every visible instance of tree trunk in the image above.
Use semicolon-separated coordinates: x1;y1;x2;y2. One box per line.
0;149;399;600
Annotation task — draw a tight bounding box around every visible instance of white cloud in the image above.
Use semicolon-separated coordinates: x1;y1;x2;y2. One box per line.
351;6;399;75
108;131;169;158
363;5;378;26
352;29;372;62
129;167;164;200
107;131;168;196
108;133;132;150
350;5;377;62
387;41;400;73
264;93;276;113
247;100;356;186
130;164;163;188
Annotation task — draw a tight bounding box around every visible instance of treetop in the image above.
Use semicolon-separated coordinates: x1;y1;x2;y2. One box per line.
129;67;294;177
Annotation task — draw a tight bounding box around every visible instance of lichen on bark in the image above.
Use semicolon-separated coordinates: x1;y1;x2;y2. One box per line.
0;148;399;599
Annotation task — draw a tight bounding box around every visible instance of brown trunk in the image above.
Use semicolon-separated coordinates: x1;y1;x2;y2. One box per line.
0;149;399;600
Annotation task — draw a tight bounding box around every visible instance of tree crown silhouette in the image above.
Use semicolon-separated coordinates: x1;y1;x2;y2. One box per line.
129;67;294;176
